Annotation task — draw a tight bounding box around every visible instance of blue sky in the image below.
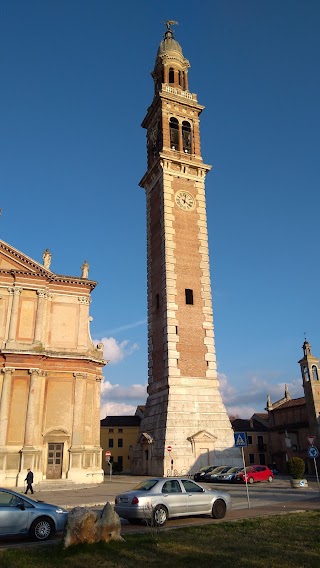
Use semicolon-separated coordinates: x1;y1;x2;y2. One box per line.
1;1;319;418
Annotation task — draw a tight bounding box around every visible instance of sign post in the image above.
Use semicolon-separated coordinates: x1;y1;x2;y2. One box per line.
105;451;112;482
167;445;173;476
307;446;320;493
234;432;250;509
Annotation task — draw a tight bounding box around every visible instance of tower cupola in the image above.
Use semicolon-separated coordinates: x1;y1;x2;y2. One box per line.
303;339;312;358
152;21;190;95
299;337;320;384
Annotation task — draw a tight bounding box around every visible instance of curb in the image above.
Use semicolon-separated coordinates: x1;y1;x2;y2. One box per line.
64;501;114;510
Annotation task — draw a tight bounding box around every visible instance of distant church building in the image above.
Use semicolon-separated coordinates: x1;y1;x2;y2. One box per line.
132;23;241;476
0;239;105;487
265;340;320;474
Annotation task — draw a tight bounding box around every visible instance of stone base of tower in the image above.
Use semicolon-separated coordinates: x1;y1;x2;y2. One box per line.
131;377;242;476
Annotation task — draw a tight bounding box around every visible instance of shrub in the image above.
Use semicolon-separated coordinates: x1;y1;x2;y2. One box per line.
287;457;305;479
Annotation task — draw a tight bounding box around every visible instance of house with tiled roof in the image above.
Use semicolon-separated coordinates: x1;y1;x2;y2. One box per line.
231;416;270;467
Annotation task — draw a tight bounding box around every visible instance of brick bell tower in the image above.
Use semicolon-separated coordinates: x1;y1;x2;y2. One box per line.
299;339;320;440
131;22;241;476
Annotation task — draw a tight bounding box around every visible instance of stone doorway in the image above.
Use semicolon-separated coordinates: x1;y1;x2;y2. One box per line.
46;443;63;479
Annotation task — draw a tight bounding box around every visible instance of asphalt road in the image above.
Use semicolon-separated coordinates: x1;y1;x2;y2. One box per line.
1;476;319;550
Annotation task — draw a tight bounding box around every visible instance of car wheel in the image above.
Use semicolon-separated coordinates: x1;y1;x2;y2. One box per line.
212;499;227;519
127;518;142;525
153;505;168;527
30;517;54;541
268;475;273;482
249;477;254;484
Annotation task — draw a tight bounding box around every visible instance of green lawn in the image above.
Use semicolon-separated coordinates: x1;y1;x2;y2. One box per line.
1;512;320;568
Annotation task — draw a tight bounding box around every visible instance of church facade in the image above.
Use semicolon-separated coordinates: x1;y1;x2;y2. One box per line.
132;23;241;476
0;239;105;487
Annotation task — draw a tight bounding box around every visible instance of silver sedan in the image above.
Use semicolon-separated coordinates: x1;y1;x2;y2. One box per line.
115;477;232;526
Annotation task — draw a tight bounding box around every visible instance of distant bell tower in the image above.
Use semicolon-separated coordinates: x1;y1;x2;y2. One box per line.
132;22;240;476
299;339;320;439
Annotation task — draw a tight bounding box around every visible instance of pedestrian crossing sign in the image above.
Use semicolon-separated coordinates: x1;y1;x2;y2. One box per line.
234;432;247;447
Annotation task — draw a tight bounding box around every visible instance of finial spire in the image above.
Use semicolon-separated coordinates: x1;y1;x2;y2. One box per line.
164;19;178;39
267;393;272;410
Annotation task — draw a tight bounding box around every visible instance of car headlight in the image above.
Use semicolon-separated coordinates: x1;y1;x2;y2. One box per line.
55;508;67;514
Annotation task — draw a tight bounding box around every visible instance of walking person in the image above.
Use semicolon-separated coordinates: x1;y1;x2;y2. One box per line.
24;468;34;494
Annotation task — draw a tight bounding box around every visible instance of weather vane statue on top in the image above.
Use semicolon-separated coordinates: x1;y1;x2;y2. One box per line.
165;20;178;32
163;20;179;38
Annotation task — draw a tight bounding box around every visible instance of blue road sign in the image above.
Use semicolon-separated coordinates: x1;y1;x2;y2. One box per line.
308;446;319;459
234;432;247;447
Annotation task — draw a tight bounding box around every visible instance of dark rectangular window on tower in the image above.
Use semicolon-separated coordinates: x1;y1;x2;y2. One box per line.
156;293;160;309
185;289;194;305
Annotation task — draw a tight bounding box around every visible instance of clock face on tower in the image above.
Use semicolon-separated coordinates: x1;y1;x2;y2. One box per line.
174;190;196;211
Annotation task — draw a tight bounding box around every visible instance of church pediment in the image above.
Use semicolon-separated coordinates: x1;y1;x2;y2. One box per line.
0;239;51;276
187;430;217;443
139;432;154;444
0;239;97;289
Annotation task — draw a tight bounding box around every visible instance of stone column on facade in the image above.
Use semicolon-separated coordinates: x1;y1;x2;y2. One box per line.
36;371;47;446
0;367;15;447
33;289;47;344
18;369;45;485
71;373;86;447
77;296;91;350
94;376;104;472
67;373;87;481
94;376;102;447
0;370;4;402
24;369;44;447
6;287;22;344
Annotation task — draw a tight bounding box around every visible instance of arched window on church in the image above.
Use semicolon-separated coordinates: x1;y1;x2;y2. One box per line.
303;366;310;381
170;118;179;150
169;68;174;84
182;121;192;153
312;365;319;381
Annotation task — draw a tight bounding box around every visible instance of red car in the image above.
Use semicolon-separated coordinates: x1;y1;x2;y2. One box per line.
235;465;274;484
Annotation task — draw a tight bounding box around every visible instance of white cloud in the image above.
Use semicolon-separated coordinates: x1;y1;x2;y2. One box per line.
101;380;147;401
98;371;305;422
218;373;237;399
225;405;259;419
100;401;138;419
95;337;139;363
219;372;304;418
105;319;147;334
100;379;147;418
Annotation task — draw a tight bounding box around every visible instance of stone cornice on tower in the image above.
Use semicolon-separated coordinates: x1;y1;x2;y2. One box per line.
139;154;211;191
142;89;203;129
